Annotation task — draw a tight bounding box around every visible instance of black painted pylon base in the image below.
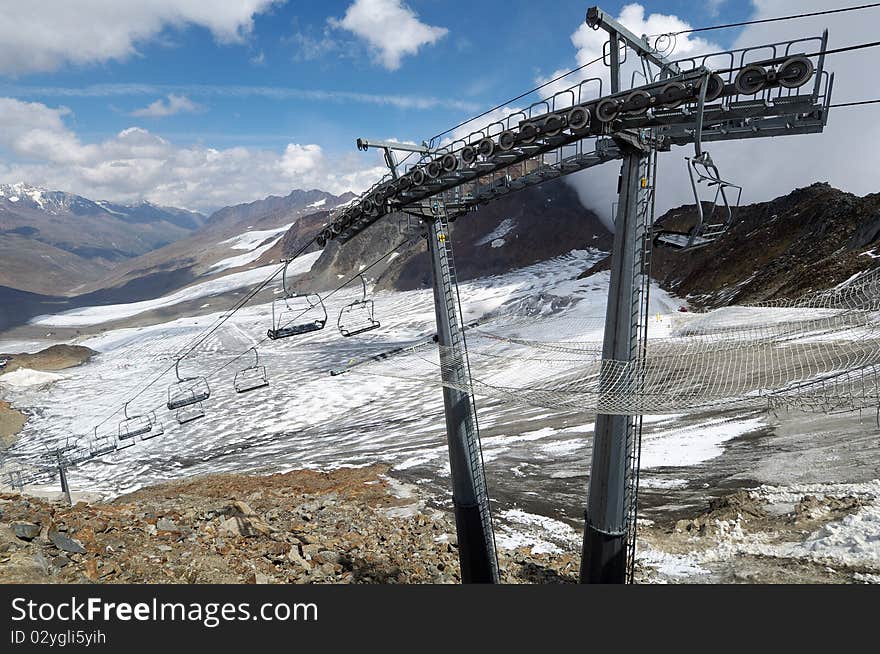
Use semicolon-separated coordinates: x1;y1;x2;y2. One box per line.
453;501;496;583
579;515;626;584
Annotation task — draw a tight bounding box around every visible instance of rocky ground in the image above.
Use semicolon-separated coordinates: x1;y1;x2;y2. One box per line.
635;486;880;584
1;464;876;584
0;400;26;448
0;344;95;375
0;465;580;584
650;182;880;307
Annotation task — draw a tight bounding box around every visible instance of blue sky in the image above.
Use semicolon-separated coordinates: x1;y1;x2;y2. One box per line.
0;1;877;214
0;1;749;151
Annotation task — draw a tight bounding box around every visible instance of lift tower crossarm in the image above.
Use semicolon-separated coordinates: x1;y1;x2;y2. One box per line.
356;138;437;155
356;138;442;180
585;6;681;78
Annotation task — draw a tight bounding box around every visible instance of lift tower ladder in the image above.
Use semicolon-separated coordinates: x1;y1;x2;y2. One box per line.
426;199;499;583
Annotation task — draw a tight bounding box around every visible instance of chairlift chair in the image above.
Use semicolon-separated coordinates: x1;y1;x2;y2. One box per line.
176;402;205;425
234;347;269;394
116;435;137;451
654;152;742;251
267;260;328;340
167;358;211;411
64;448;91;466
118;401;164;441
45;436;78;457
337;274;381;338
89;428;118;458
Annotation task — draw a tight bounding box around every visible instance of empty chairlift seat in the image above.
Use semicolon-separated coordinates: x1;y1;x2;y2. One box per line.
89;431;118;458
267;258;328;340
654;152;742;252
337;274;380;338
118;402;164;442
176;403;205;425
167;359;211;411
234;348;269;394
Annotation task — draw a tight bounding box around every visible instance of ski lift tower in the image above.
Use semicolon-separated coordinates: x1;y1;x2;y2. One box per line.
353;137;500;583
578;7;679;585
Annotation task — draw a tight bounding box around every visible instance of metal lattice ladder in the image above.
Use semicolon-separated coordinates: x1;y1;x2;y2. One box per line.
428;200;499;582
624;148;657;582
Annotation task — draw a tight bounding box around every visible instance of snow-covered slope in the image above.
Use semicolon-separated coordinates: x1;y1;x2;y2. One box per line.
2;247;878;578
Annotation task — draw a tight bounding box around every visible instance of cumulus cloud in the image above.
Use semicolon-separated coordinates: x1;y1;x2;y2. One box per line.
0;97;385;212
0;0;281;75
328;0;448;70
555;1;880;228
131;94;203;117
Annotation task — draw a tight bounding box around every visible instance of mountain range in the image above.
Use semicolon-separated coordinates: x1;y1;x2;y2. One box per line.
2;177;879;336
650;182;880;307
0;183;205;295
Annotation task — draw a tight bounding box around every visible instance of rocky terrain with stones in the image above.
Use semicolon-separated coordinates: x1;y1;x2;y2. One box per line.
0;465;580;584
1;463;877;584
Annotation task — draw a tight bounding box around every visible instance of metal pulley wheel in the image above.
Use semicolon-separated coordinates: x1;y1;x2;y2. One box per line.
460;145;478;165
701;73;726;102
566;105;591;130
425;160;442;179
440;153;458;172
541;114;565;136
519;123;538;144
777;56;814;88
498;130;517;151
410;168;426;186
657;82;687;108
734;64;767;95
477;137;495;158
622;89;652;114
596;98;621;122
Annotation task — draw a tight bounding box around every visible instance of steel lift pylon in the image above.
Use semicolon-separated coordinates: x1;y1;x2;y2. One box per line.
426;200;499;583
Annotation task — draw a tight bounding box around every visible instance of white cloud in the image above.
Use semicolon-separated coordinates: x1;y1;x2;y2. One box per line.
0;0;282;75
2;83;479;113
131;94;203;117
329;0;448;71
0;97;385;212
290;30;341;62
555;1;880;229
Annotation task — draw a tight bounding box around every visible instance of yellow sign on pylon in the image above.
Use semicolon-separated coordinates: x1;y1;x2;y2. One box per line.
438;233;447;243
